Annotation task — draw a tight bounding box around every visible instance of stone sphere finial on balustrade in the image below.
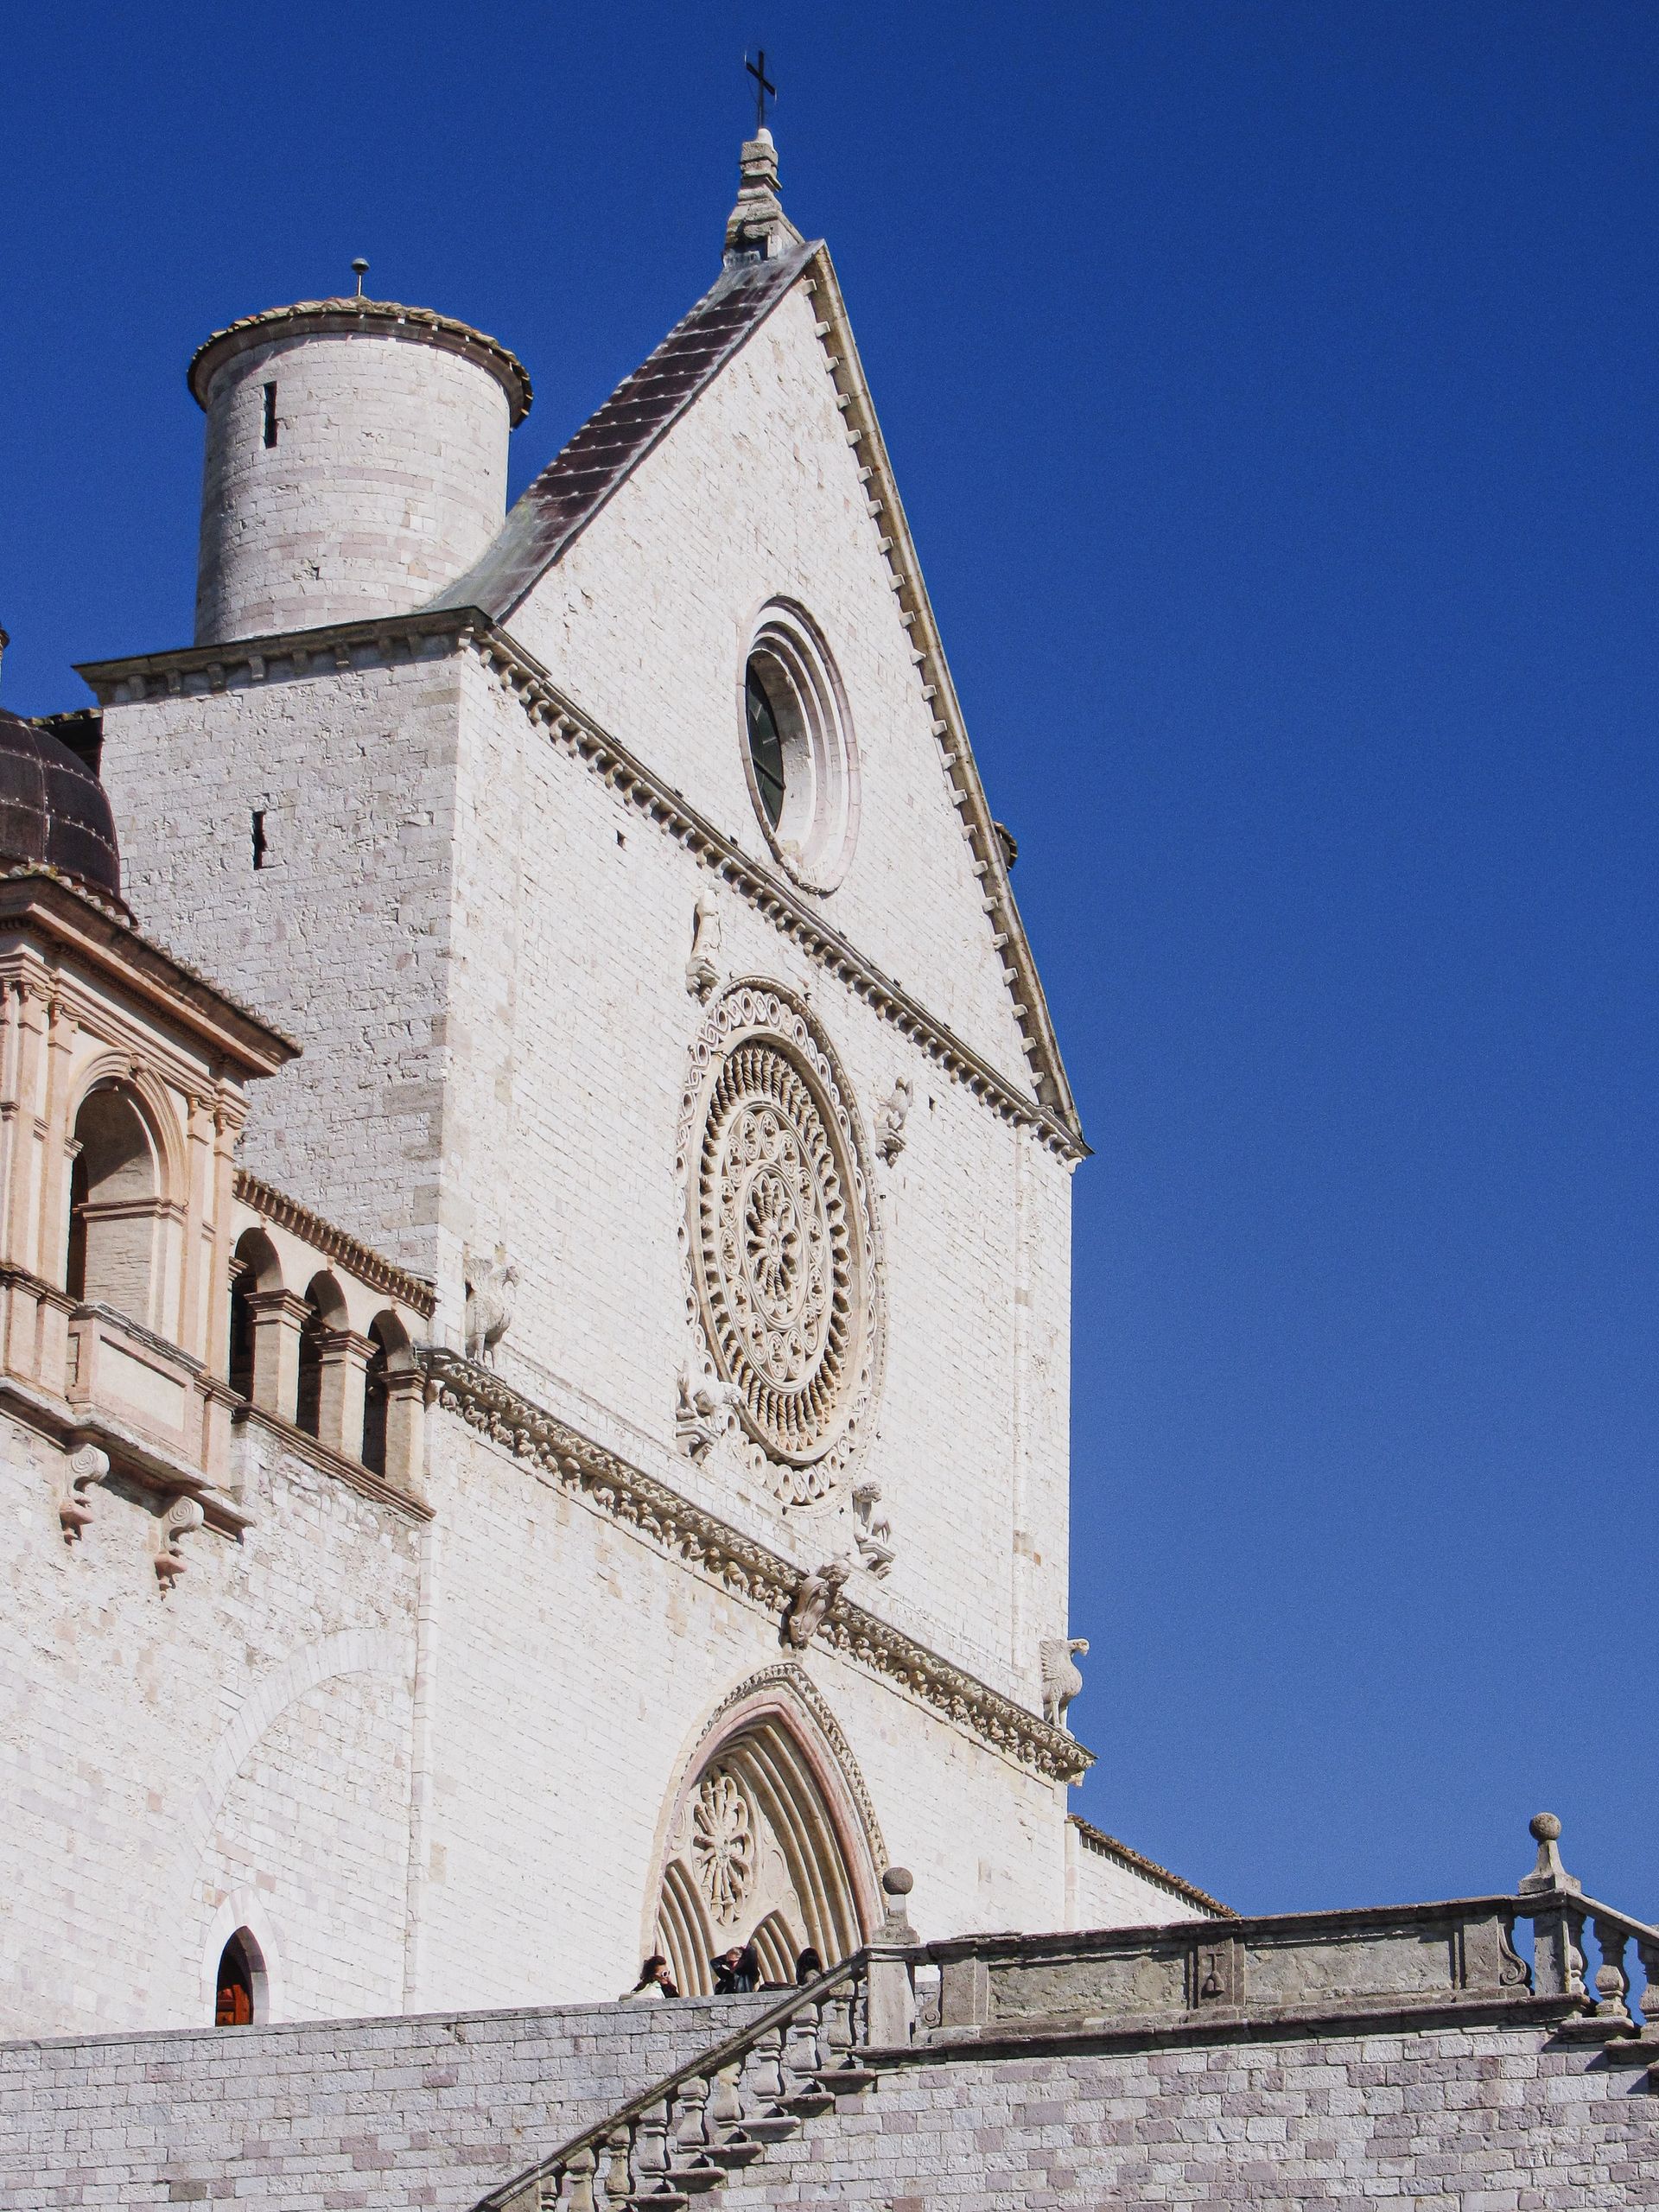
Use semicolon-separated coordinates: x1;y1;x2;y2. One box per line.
1519;1809;1580;1896
878;1864;917;1941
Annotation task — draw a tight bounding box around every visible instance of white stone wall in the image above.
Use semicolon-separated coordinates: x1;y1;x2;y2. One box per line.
440;656;1074;1705
509;282;1034;1096
1065;1821;1224;1930
99;652;464;1276
406;1408;1070;2014
194;329;512;645
0;1410;422;2037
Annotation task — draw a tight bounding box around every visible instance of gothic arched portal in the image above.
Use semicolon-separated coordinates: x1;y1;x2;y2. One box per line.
650;1671;885;1998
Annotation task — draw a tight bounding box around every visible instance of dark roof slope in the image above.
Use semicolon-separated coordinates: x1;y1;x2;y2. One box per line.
427;241;816;623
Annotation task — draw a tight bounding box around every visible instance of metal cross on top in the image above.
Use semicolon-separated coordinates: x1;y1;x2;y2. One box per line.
746;48;777;134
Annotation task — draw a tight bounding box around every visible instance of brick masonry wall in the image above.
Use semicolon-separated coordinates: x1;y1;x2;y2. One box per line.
720;2022;1658;2210
0;1993;771;2211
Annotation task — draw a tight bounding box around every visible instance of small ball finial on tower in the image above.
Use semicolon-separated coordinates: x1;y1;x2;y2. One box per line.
351;257;369;299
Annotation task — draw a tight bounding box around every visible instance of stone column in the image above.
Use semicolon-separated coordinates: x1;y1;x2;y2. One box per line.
385;1369;426;1487
245;1287;309;1421
316;1328;376;1459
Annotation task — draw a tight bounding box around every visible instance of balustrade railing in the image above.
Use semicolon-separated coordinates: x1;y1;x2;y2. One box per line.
478;1823;1654;2211
480;1955;885;2212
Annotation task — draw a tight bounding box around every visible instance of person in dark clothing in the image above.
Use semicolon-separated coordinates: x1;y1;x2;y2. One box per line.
794;1946;824;1985
710;1946;747;1994
734;1942;760;1990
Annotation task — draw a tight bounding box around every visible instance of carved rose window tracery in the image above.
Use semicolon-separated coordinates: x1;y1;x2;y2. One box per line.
690;1770;756;1920
678;986;881;1510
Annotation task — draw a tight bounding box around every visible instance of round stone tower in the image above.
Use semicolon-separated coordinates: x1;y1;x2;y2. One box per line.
188;294;532;645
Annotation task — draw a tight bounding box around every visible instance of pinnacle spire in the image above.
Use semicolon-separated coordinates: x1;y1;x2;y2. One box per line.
723;127;803;266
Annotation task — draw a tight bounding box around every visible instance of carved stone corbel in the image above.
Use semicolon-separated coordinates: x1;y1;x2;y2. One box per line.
781;1559;849;1649
155;1494;206;1590
59;1444;110;1543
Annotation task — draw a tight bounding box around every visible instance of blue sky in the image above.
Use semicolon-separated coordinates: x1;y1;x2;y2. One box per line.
4;3;1654;1919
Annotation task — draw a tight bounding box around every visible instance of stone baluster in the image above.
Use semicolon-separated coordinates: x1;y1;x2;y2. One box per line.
1591;1919;1634;2028
631;2100;671;2184
671;2073;710;2158
741;2024;786;2109
1637;1937;1659;2039
597;2124;633;2208
554;2146;597;2211
819;1986;855;2067
708;2060;744;2136
781;2003;824;2097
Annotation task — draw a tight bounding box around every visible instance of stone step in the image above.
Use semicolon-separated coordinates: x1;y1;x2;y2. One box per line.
816;2063;877;2095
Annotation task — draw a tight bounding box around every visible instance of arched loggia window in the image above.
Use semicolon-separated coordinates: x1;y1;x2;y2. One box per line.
66;1083;162;1323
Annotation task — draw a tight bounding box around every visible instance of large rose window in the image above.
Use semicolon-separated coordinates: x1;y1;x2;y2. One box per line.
679;986;880;1507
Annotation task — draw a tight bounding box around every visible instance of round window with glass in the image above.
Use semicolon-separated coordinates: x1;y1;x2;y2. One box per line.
740;606;860;892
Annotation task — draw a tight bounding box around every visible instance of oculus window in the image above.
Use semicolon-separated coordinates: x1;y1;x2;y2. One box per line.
740;606;860;892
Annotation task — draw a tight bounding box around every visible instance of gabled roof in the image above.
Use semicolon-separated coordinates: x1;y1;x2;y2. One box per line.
430;158;1083;1147
428;242;815;622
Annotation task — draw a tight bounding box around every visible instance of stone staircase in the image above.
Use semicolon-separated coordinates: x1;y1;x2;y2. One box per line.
474;1822;1659;2212
477;1952;890;2212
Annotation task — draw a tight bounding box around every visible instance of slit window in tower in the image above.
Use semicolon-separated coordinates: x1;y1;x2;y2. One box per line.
251;810;267;871
262;383;278;448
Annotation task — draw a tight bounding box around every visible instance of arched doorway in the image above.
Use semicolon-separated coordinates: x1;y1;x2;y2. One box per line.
650;1670;885;1997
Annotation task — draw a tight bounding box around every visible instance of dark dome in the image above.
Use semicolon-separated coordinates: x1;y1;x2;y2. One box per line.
0;709;125;908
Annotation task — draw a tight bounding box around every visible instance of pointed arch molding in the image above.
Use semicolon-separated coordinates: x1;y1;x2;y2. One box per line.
644;1663;887;1986
171;1627;412;1908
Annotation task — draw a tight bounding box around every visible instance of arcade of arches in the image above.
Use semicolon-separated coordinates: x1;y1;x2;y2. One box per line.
652;1686;881;1997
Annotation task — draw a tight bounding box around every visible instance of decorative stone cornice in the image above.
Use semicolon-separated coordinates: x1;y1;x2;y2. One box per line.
421;1345;1092;1784
76;607;1084;1162
798;244;1082;1148
466;630;1085;1163
233;1169;437;1318
188;297;532;424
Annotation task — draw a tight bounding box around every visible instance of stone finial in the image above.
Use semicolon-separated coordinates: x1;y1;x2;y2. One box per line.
723;129;804;265
880;1864;916;1940
1518;1810;1581;1896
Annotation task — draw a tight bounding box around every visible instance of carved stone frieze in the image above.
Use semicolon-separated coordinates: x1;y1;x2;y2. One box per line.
419;1345;1091;1784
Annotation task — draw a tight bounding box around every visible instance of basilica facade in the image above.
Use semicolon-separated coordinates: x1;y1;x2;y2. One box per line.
0;131;1221;2041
